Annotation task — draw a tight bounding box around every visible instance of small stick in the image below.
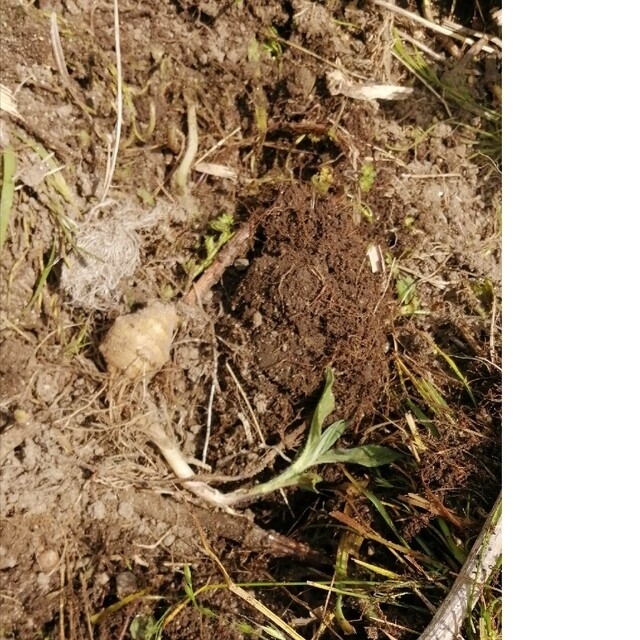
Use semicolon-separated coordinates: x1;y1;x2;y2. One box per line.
441;18;502;48
201;377;216;464
418;493;502;640
236;411;254;446
201;323;219;464
182;221;253;305
489;287;499;365
400;172;461;179
396;29;445;62
371;0;499;54
50;14;73;89
195;126;241;165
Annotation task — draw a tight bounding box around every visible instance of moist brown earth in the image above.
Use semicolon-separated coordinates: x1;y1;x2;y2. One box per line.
220;186;392;427
0;0;501;638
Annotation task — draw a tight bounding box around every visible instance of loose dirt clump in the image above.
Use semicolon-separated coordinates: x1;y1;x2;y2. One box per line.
218;184;392;430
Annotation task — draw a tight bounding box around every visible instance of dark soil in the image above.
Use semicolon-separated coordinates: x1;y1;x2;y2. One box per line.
0;0;501;638
220;186;392;429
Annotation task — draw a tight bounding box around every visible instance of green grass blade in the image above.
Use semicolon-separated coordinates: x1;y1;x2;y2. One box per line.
183;565;196;601
27;241;58;309
392;36;500;124
0;147;17;252
397;357;454;423
431;343;477;407
405;400;440;438
435;517;467;566
345;473;409;549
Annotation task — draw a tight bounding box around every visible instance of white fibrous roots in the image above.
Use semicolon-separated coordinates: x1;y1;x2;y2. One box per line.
60;200;166;310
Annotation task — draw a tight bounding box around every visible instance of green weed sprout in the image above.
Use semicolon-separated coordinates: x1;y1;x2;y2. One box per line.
229;367;400;501
395;273;421;316
183;212;235;282
358;161;376;194
149;368;401;511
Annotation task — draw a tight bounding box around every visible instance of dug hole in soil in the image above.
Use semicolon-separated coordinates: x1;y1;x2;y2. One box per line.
0;0;502;637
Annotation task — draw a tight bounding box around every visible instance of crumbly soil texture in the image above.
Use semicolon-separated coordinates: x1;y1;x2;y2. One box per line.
0;1;501;638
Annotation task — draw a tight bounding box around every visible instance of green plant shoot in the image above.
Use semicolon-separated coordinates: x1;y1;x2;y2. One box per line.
230;368;401;500
183;212;235;281
358;161;376;193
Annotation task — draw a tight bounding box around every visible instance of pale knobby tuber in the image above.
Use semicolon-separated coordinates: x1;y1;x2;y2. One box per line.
100;301;177;380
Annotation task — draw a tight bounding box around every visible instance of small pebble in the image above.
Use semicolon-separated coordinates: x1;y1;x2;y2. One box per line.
0;547;17;570
90;500;107;520
115;571;138;598
95;572;110;587
13;409;29;424
251;310;263;328
36;572;51;591
36;549;59;573
163;532;175;547
118;501;135;520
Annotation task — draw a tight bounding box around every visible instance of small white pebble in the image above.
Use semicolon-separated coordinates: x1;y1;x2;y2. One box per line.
118;501;135;519
90;500;107;520
163;533;175;547
36;572;51;591
251;310;263;328
95;572;110;586
36;549;59;573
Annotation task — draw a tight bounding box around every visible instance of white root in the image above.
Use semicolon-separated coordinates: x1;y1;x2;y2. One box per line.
172;92;198;195
146;421;240;514
418;492;502;640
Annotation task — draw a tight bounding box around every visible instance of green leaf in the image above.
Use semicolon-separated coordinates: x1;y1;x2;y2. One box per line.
184;564;195;601
261;627;288;640
361;484;409;548
295;471;324;492
309;367;336;441
226;367;403;503
295;420;348;470
184;212;236;281
129;615;158;640
209;211;235;234
311;166;333;195
395;273;421;315
317;445;402;468
198;605;217;619
395;274;415;305
315;420;347;456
